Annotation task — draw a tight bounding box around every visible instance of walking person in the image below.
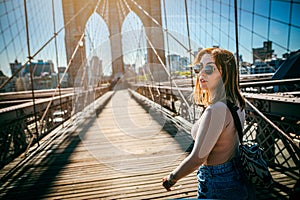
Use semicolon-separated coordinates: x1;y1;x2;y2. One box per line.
162;47;254;199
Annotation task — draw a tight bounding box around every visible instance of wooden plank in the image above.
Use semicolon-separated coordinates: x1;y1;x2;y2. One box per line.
0;89;294;199
0;89;197;199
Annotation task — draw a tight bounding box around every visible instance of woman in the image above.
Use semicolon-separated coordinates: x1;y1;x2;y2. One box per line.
162;47;252;199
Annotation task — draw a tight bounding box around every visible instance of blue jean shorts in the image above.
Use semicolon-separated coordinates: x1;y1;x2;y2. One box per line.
197;158;249;199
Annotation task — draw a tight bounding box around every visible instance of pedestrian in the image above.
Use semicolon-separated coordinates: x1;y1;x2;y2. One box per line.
162;47;254;199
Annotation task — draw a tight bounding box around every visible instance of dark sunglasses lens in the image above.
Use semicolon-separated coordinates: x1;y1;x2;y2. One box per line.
193;64;201;74
204;65;214;75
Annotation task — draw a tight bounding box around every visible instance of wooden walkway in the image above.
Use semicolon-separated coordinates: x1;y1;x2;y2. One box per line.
0;89;295;199
0;90;197;199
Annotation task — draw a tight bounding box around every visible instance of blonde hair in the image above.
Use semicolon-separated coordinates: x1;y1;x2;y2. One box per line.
193;47;245;109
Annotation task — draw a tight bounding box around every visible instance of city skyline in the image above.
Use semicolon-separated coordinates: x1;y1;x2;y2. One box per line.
1;0;299;77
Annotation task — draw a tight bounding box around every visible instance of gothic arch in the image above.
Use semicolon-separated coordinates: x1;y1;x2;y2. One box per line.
63;0;166;86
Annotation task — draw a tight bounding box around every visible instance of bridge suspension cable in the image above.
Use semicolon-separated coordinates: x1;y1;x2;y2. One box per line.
0;0;91;91
184;0;196;121
22;1;101;155
129;0;194;56
24;0;39;147
123;0;195;119
52;0;64;130
162;0;173;108
121;0;156;88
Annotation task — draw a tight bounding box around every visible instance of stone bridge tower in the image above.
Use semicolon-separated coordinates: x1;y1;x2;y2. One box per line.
62;0;166;86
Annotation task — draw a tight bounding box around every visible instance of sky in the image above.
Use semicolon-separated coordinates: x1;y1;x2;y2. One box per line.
162;0;300;62
0;0;299;77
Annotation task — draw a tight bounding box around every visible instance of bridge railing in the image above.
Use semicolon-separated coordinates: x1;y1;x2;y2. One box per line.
130;79;300;197
244;99;300;193
0;85;110;169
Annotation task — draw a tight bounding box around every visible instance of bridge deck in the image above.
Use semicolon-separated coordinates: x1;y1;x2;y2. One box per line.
0;90;197;199
0;90;293;199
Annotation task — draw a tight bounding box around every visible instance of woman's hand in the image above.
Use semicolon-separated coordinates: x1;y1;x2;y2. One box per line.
162;173;177;191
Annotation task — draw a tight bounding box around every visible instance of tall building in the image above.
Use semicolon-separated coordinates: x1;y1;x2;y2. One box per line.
90;56;103;85
252;41;274;63
10;59;55;77
22;60;55;77
90;56;103;77
10;60;23;77
167;54;181;72
179;56;189;71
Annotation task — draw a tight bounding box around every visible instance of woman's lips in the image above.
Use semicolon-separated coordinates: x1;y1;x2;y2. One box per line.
199;78;208;89
200;78;207;83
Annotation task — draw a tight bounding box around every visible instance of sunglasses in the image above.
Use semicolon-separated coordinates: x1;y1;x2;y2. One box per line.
193;64;215;75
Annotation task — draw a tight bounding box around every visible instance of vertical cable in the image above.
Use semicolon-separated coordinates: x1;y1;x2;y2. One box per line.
287;0;293;53
219;1;222;44
184;0;195;121
163;0;174;112
52;0;64;127
205;0;208;46
234;0;240;83
251;0;255;50
227;0;231;49
184;0;193;84
267;0;271;41
267;0;272;66
211;1;214;43
24;0;39;145
199;0;202;46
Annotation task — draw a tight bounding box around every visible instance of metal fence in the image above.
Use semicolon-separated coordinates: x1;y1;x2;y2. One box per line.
130;80;300;197
0;86;110;169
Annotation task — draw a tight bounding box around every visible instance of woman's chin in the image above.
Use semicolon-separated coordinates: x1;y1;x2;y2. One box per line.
200;84;208;90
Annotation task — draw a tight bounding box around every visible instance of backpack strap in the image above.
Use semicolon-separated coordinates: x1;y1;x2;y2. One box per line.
226;101;243;143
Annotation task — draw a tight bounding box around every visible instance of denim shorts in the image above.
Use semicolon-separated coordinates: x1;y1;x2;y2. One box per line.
197;158;249;199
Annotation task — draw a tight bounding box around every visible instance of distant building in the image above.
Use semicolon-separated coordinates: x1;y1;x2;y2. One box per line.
168;54;180;72
179;57;189;71
138;66;144;76
23;60;55;77
124;64;136;82
137;64;152;81
10;60;23;77
252;41;274;63
240;62;251;74
250;61;273;74
250;58;283;74
90;56;103;77
9;59;57;90
266;59;284;72
0;70;12;92
57;67;68;88
10;59;55;78
90;56;103;86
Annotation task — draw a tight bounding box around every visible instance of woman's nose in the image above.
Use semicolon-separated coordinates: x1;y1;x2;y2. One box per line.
199;69;206;76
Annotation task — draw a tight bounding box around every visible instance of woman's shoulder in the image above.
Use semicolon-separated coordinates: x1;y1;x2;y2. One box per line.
207;101;228;110
204;101;229;116
209;100;244;111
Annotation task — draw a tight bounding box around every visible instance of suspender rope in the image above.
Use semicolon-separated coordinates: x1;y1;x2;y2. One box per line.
126;0;194;119
24;0;40;152
184;0;195;122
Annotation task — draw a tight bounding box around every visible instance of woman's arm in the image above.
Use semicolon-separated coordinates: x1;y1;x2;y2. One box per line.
162;102;227;191
170;151;207;180
162;154;206;191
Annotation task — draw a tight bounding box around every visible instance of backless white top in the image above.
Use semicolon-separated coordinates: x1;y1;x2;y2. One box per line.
190;101;245;165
